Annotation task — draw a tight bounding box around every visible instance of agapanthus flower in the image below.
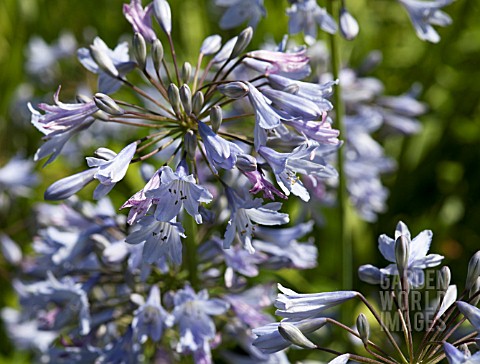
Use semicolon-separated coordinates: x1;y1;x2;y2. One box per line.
216;0;266;30
443;342;480;364
0;155;38;200
123;0;157;42
398;0;453;43
171;285;229;363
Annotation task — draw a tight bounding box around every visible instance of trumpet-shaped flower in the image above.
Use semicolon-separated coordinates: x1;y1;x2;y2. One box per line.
443;342;480;364
286;0;337;41
123;0;156;42
216;0;266;29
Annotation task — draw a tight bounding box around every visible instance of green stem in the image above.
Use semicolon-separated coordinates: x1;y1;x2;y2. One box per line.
327;0;351;295
184;212;199;289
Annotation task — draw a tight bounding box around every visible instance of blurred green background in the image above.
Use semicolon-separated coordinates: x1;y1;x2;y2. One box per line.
0;0;479;361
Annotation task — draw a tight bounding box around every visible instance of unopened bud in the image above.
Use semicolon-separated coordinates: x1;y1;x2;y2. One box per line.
358;264;383;285
94;147;117;160
339;7;359;41
201;34;222;56
168;83;182;116
283;84;300;95
181;62;192;83
94;93;125;115
184;130;197;160
466;251;480;290
295;318;328;333
439;266;451;292
89;45;118;78
76;94;92;104
236;154;257;173
231;27;253;59
152;39;164;71
210;106;222;133
395;235;410;276
470;277;480;305
180;84;192;115
44;169;96;201
192;91;204;115
153;0;172;34
278;323;317;349
356;314;370;345
133;32;147;69
217;81;249;99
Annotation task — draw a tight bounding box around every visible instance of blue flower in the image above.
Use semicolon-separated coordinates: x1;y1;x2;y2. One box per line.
77;37;136;93
123;0;156;43
216;0;266;29
443;342;480;364
126;216;186;266
245;48;311;79
224;188;289;253
132;286;171;343
286;0;337;41
0;156;38;199
398;0;453;43
86;142;137;199
146;161;213;224
457;301;480;331
171;285;229;361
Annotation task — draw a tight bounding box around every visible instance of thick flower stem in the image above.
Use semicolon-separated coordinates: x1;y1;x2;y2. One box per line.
184;213;199;290
327;0;351;295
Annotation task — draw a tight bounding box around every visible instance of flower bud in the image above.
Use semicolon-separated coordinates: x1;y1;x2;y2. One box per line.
236;154;257;173
358;264;383;285
200;34;222;55
184;130;197;160
182;62;192;84
168;83;182;116
395;235;410;276
356;313;370;345
0;234;22;265
217;81;249;99
94;93;125;116
231;27;253;59
89;45;119;78
44;169;97;200
339;7;359;41
278;322;317;349
210;106;222;133
439;266;451;292
469;277;480;305
94;147;117;160
180;84;192;115
466;251;480;290
192;91;204;115
295;317;328;333
152;39;164;71
153;0;172;34
133;32;147;69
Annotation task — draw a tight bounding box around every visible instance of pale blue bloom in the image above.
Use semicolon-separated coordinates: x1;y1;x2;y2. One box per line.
101;326;142;364
146;161;213;224
457;301;480;331
86;142;137;199
0;155;38;198
444;342;480;364
216;0;266;29
398;0;453;43
245;48;311;79
286;0;337;41
123;0;156;42
77;37;136;93
171;285;229;362
274;284;358;321
132;286;171;343
198;120;243;172
224;188;289;253
0;233;22;265
126;216;186;266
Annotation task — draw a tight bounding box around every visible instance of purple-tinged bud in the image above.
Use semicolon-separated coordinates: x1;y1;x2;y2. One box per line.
210;106;222;133
236;154;257;173
168;83;182;116
395;235;410;276
231;27;253;59
133;32;147;69
153;0;172;34
356;314;370;345
184;130;197;159
180;84;192;116
44;169;97;200
358;264;384;285
89;44;119;78
278;322;317;349
217;81;249;99
181;62;192;84
200;34;222;55
152;39;164;71
339;7;359;41
466;251;480;290
192;91;204;115
439;266;451;292
93;93;125;115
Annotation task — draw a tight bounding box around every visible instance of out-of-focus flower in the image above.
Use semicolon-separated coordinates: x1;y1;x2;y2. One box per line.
215;0;266;29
